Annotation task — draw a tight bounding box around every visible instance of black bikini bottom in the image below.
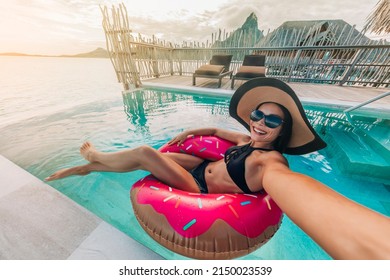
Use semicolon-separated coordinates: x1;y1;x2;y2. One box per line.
189;160;210;194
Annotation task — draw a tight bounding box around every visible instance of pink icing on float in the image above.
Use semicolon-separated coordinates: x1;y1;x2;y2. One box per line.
133;176;281;239
130;136;283;259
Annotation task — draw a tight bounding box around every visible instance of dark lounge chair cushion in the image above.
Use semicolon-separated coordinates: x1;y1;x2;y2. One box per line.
242;55;265;66
234;66;266;78
194;65;225;75
210;55;233;68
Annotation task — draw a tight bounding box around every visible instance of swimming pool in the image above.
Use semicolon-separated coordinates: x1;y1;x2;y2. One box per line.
0;56;388;259
9;86;385;260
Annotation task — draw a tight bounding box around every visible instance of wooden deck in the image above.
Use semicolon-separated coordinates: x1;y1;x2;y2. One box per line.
141;75;390;111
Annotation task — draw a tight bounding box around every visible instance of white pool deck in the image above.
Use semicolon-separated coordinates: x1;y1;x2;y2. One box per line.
1;79;389;260
0;155;163;260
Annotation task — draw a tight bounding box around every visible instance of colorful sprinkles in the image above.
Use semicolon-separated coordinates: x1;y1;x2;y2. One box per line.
163;195;176;202
264;196;272;210
228;205;239;219
197;198;202;209
240;201;251;206
183;219;196;231
175;198;181;208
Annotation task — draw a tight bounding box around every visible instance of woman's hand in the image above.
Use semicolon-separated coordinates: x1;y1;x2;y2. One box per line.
167;131;191;146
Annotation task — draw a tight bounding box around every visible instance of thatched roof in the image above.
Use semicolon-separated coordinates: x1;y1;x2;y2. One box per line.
363;0;390;34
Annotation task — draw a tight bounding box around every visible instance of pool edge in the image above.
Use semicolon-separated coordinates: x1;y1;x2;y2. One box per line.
139;82;390;115
0;154;163;260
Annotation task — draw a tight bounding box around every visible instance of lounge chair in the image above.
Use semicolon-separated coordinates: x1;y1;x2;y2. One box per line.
231;55;266;89
192;55;233;88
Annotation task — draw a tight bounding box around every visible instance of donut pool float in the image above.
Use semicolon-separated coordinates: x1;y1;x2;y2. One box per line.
130;136;283;259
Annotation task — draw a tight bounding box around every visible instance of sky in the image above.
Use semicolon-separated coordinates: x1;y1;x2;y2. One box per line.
0;0;388;56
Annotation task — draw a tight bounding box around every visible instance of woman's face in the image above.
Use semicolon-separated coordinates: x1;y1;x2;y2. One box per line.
249;103;285;145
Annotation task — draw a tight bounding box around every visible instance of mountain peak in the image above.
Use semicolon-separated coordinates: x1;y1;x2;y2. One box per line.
212;12;263;47
242;12;258;30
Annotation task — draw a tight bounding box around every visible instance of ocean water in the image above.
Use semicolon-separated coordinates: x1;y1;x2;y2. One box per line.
0;56;123;167
1;56;389;260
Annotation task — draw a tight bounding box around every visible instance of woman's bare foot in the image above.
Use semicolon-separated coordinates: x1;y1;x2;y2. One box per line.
80;142;98;162
45;166;90;181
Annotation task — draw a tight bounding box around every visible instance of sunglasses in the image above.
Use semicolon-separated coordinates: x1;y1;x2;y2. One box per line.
250;110;284;128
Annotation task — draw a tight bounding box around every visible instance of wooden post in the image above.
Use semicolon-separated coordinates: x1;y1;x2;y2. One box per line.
339;49;363;86
100;4;142;89
169;49;174;76
152;46;159;78
287;49;302;82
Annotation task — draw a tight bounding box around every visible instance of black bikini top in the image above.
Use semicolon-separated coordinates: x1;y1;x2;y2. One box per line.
224;143;272;194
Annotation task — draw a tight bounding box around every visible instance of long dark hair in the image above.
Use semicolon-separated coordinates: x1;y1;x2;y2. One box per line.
256;102;292;154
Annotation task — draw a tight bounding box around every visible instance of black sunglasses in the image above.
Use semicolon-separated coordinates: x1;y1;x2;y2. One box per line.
250;110;284;128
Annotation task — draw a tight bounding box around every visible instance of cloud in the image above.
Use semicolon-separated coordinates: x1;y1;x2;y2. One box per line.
0;0;387;55
0;0;106;54
124;0;384;43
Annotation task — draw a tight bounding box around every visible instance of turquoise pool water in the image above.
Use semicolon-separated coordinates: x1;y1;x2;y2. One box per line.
22;88;390;260
1;57;389;260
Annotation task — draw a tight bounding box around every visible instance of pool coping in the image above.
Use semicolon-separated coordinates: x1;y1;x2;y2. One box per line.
0;155;163;260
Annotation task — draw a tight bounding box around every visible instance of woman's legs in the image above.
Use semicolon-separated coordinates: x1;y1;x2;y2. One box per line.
46;142;204;193
45;162;120;181
79;142;204;172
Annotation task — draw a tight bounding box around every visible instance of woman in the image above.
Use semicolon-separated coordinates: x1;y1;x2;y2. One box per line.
46;102;291;194
45;78;390;259
46;78;325;194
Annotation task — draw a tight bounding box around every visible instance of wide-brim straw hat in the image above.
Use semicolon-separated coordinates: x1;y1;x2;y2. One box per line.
229;77;327;155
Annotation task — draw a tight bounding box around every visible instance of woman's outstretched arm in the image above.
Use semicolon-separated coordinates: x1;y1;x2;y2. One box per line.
262;160;390;259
